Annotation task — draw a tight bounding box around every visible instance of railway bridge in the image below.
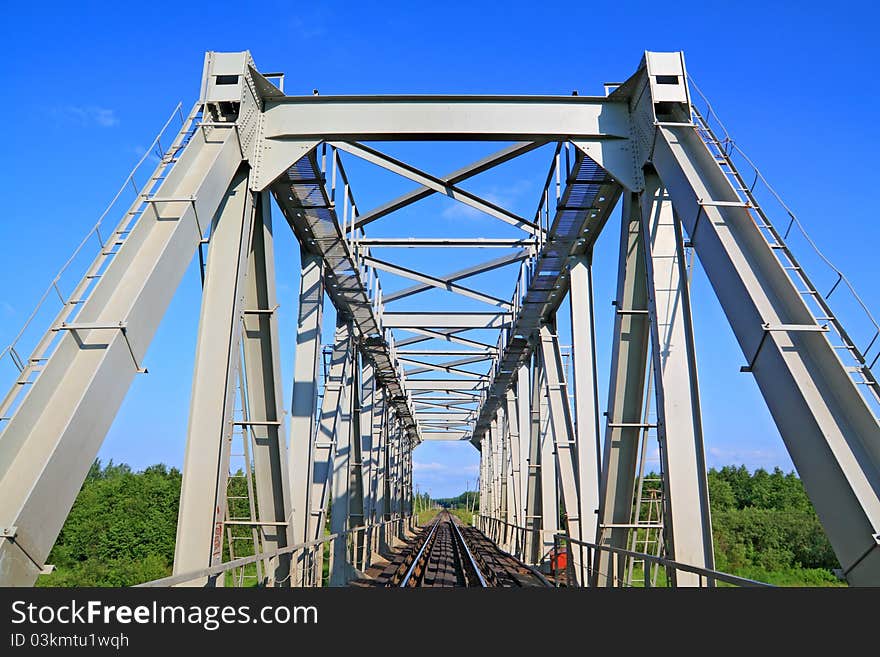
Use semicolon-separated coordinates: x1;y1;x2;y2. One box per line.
1;50;878;587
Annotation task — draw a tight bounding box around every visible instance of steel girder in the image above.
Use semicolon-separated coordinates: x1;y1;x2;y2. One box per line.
569;254;602;578
173;165;258;584
596;193;651;586
241;192;295;584
2;47;878;589
289;250;324;549
640;172;714;584
631;51;880;585
0;122;243;586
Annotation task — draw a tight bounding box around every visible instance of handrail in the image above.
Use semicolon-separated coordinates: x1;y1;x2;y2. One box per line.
0;103;187;368
686;75;880;373
475;514;773;588
137;516;409;587
561;534;771;588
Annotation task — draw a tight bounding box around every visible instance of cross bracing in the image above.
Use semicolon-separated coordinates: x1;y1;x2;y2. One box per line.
0;50;878;589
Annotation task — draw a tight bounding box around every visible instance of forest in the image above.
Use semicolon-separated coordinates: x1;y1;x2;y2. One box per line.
36;461;843;587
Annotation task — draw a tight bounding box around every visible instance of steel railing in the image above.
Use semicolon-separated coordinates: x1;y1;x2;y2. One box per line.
475;514;772;588
138;515;415;587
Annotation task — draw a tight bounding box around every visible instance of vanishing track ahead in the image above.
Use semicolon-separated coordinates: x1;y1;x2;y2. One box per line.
376;511;549;588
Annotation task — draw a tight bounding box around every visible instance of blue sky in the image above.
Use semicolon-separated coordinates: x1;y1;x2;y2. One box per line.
1;1;878;498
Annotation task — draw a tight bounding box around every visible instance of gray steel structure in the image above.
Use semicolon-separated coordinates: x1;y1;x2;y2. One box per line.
1;50;878;587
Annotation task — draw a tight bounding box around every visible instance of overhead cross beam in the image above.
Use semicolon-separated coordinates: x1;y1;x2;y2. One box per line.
330;141;542;235
353;142;547;230
385;250;530;303
362;255;512;309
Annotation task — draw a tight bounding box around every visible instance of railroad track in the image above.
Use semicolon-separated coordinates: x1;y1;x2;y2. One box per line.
376;510;549;588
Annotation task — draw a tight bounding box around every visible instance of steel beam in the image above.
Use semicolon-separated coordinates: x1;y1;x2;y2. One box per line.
569;254;602;577
240;191;294;585
404;379;484;391
517;365;530;542
396;327;496;351
310;318;354;553
329;345;357;586
353;142;546;230
362;255;512;309
331;142;540;235
288;249;325;553
539;324;582;579
382;312;510;330
371;386;389;550
263;96;631;141
653;120;880;584
174;165;255;585
640;172;713;585
595;193;651;586
524;353;543;564
357;238;536;248
0;126;242;586
537;349;559;559
385;251;530;303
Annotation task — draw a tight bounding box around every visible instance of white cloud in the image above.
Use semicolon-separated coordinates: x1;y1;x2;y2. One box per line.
56;106;119;128
413;461;447;473
440;179;534;222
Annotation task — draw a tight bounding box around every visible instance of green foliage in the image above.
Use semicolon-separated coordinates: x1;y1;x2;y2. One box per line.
447;507;473;526
416;508;439;525
705;466;840;584
37;459;181;587
434;491;478;511
38;460;843;587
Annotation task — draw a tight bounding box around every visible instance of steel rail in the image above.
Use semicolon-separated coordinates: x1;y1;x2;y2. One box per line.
449;516;489;588
399;518;442;587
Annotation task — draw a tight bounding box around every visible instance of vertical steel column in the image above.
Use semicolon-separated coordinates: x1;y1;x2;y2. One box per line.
569;255;602;539
360;362;376;524
484;422;496;537
310;317;354;555
174;165;255;585
372;387;390;551
498;412;510;548
505;389;522;530
524;352;543;563
358;361;375;566
596;193;650;586
517;366;530;542
347;355;366;566
288;249;324;550
537;348;559;560
240;190;294;586
388;420;401;531
479;433;489;526
329;340;357;586
640;172;714;585
403;436;413;518
569;254;602;583
539;323;582;575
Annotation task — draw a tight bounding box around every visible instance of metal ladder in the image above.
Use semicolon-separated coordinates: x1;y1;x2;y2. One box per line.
689;102;880;410
625;371;665;587
0;101;203;423
223;359;265;587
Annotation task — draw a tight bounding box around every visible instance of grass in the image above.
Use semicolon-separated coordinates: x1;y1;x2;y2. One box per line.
416;508;439;525
448;507;473;526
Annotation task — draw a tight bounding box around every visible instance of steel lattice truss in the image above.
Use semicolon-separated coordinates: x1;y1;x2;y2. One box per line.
0;51;878;588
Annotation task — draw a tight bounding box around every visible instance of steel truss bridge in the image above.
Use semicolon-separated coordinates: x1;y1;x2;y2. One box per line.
1;51;878;587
